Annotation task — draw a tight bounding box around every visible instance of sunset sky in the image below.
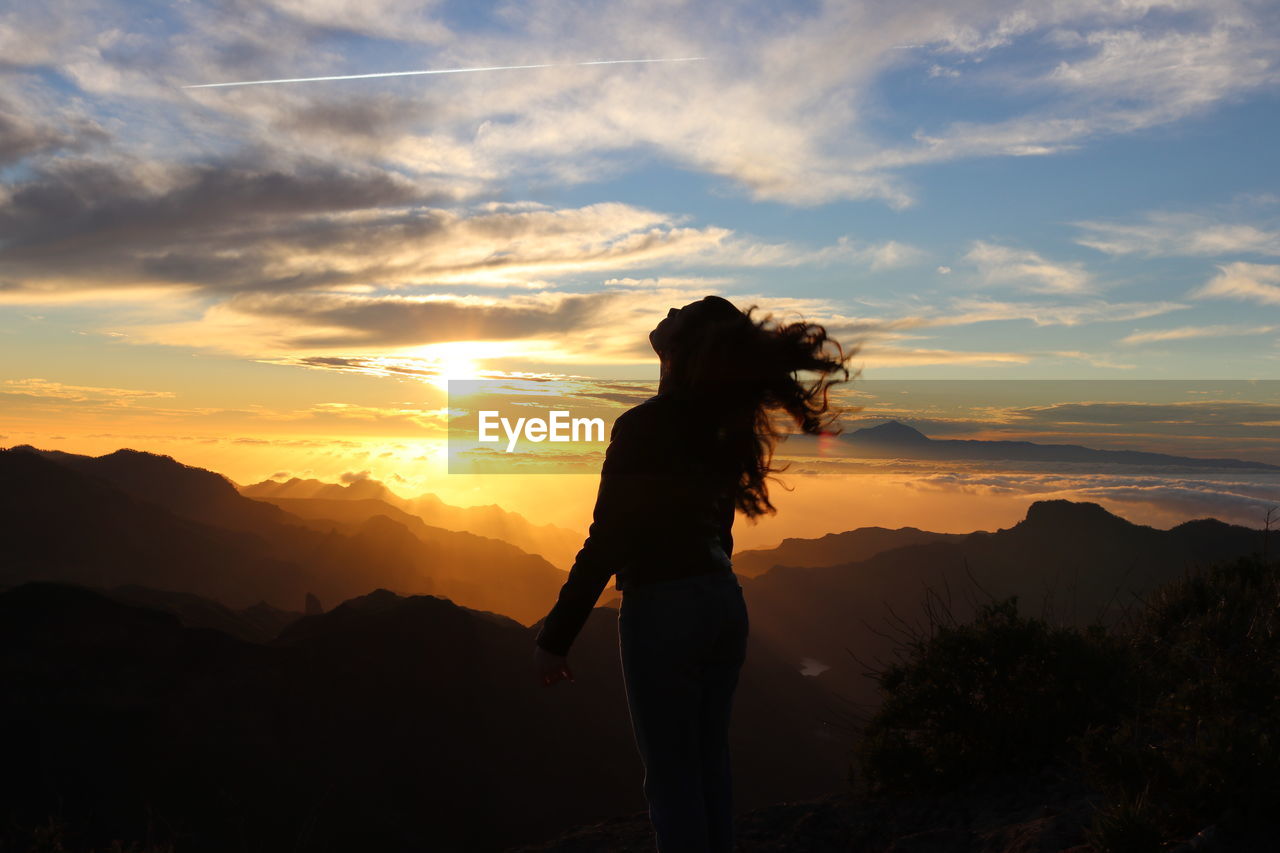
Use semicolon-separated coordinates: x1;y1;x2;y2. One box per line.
2;1;1278;543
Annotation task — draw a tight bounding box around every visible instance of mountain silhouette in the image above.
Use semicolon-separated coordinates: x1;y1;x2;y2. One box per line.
0;581;842;852
13;444;295;534
0;446;574;621
740;498;1268;711
103;583;303;642
5;441;1273;849
732;525;968;577
831;420;1279;469
240;474;584;569
850;420;931;444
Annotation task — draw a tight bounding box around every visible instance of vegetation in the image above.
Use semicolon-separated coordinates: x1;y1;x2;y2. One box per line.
854;553;1280;851
855;596;1132;794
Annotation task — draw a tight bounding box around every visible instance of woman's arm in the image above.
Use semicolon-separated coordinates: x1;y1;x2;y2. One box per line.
534;406;662;657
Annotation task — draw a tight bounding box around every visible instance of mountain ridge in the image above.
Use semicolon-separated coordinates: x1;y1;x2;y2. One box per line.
836;420;1279;469
0;445;573;622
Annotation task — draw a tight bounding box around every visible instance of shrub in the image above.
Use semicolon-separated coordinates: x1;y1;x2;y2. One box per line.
856;596;1133;795
852;552;1280;850
1080;554;1280;850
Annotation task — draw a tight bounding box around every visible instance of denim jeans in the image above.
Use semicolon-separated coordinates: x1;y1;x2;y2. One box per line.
618;568;750;852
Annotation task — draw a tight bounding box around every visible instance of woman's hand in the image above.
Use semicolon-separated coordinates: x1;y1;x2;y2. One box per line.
534;645;575;687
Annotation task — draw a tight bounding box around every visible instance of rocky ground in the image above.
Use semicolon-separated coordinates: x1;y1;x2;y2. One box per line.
505;763;1100;852
504;762;1276;853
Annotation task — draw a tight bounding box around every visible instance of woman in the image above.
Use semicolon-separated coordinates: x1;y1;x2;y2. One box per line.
533;295;856;852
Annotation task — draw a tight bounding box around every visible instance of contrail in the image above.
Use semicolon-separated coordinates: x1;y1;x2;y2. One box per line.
182;56;706;89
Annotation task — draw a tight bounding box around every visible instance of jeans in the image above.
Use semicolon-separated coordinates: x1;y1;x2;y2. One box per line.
618;568;750;852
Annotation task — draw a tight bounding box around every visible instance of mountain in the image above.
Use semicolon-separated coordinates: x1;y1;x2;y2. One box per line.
101;584;303;642
0;581;844;852
732;525;969;578
831;421;1279;469
739;499;1268;712
3;440;1272;850
239;473;397;502
12;443;295;535
240;475;584;569
0;447;320;607
0;446;573;622
850;420;931;445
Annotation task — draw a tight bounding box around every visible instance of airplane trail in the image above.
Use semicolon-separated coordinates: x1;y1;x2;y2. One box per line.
182;57;706;89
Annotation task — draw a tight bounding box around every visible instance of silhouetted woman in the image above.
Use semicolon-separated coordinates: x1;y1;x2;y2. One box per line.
533;295;856;852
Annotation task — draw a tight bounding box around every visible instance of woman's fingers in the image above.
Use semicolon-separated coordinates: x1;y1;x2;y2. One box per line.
540;666;574;686
533;647;576;686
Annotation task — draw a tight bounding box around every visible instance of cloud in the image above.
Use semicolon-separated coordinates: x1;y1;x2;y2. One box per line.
0;157;438;296
772;296;1188;371
1075;211;1280;257
122;290;630;353
990;400;1280;434
602;276;735;290
260;0;451;44
1039;20;1278;122
283;354;571;383
117;285;1063;374
870;10;1279;170
0;95;109;166
863;240;927;270
937;296;1186;327
0;153;905;302
783;237;927;269
1188;262;1280;305
1045;350;1136;370
896;468;1278;529
0;377;176;406
849;345;1032;367
5;0;1274;210
4;1;1278;384
962;241;1095;293
1118;323;1280;345
116;288;866;365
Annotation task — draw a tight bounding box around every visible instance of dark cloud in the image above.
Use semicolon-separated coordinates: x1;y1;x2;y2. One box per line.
0;151;728;299
0;157;444;292
3;158;429;249
0;98;109;166
271;95;441;140
227;290;628;347
290;356;442;378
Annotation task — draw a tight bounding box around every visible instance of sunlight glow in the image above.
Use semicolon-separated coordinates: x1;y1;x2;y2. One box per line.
410;341;509;391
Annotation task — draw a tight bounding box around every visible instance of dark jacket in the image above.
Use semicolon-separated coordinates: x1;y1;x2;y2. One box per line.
534;391;738;656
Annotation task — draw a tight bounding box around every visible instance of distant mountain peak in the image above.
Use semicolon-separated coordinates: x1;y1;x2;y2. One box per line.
851;420;930;443
1020;499;1129;530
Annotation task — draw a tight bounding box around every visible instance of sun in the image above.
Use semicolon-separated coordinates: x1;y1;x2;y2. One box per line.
411;341;504;392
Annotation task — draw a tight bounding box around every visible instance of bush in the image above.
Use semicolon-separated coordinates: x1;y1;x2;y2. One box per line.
856;596;1133;795
852;552;1280;850
1080;554;1280;850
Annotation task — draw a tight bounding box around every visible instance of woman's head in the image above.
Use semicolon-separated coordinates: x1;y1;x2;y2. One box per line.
650;295;860;520
649;295;744;360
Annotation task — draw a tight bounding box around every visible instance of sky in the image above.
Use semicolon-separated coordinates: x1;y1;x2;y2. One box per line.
1;0;1278;541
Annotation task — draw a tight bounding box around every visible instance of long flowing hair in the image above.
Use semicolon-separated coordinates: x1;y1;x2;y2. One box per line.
662;295;860;520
